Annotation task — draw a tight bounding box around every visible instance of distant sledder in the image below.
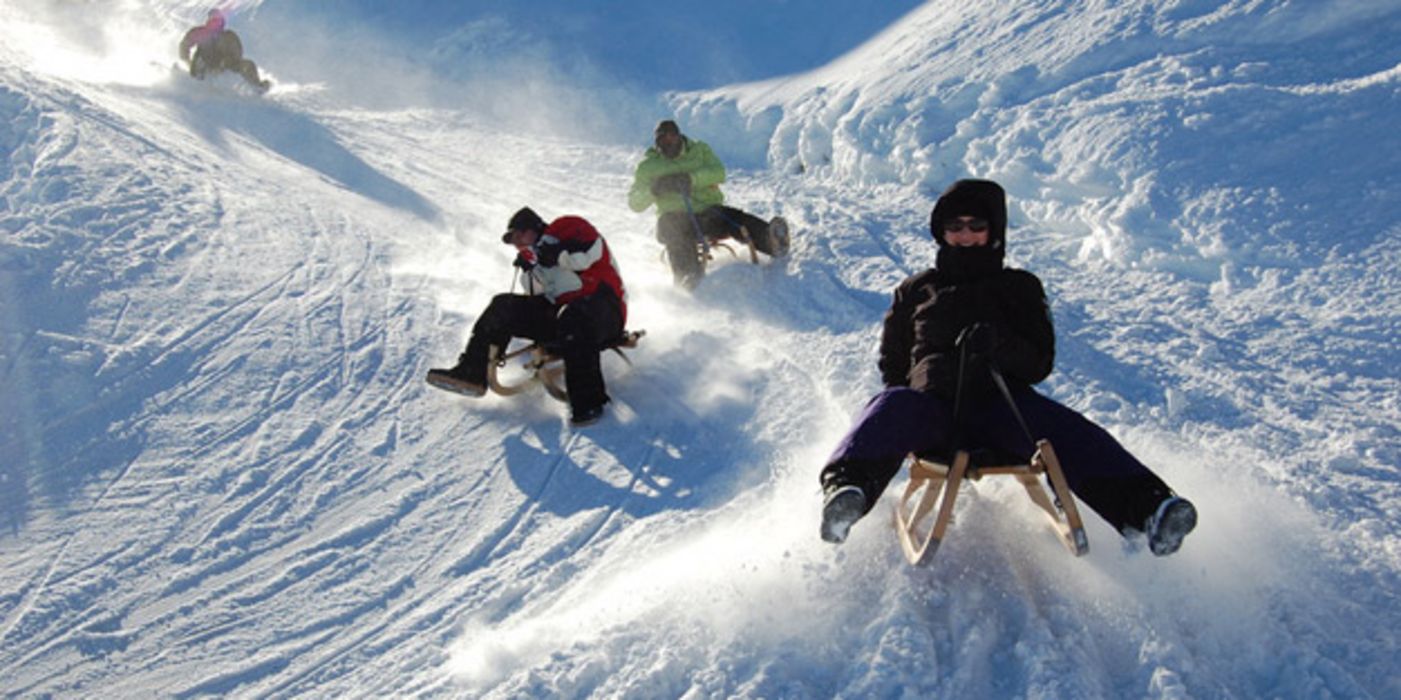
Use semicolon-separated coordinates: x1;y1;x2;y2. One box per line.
179;8;271;95
629;119;790;290
426;207;640;428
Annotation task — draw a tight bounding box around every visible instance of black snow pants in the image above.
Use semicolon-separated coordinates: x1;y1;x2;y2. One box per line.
657;205;776;285
461;289;623;414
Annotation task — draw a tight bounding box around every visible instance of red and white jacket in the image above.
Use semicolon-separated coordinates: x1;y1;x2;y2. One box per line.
519;216;627;323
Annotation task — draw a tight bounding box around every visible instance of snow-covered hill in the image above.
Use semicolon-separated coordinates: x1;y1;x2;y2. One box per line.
1;1;1397;697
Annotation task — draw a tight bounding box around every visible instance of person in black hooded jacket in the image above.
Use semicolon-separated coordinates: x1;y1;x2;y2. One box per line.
819;179;1197;556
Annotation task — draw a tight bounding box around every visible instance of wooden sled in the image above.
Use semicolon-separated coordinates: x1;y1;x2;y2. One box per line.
721;225;761;265
487;330;646;402
659;229;760;269
711;219;788;263
892;439;1089;567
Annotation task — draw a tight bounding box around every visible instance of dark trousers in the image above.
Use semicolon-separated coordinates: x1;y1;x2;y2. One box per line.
657;205;776;282
462;290;623;413
821;387;1173;534
191;34;262;87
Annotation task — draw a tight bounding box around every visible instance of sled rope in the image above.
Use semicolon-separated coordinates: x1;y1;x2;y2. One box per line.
989;365;1037;452
953;333;1037;452
682;191;711;259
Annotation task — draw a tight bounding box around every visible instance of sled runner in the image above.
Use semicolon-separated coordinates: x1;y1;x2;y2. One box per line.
660;225;763;271
702;217;790;265
893;439;1089;566
662;193;788;285
707;226;761;265
486;330;646;402
892;337;1090;567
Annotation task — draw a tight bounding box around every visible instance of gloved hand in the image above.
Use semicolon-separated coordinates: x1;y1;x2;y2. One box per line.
956;322;998;356
651;172;692;197
513;247;537;271
536;242;562;267
916;348;994;401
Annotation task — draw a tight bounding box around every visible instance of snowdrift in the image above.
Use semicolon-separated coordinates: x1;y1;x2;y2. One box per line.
1;1;1397;697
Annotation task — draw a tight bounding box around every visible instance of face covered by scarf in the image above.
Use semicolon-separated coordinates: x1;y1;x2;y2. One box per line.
928;179;1009;285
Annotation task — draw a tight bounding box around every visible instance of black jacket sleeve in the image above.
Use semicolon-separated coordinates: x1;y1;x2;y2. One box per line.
987;270;1054;385
878;273;931;387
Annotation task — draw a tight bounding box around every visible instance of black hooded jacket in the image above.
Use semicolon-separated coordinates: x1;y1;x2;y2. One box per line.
878;180;1054;398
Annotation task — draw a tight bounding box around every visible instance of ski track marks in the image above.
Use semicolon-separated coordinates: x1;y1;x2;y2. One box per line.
3;4;1400;696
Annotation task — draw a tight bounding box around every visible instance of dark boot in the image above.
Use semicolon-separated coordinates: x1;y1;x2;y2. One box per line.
425;353;486;397
768;216;790;257
1146;496;1197;556
820;485;866;543
238;59;270;93
569;399;608;428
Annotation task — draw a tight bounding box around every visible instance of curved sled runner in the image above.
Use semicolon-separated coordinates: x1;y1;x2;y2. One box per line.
660;216;791;279
893;439;1089;567
487;330;646;402
661;226;761;270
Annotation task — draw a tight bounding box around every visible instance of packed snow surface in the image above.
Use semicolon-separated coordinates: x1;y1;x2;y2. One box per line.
1;1;1397;697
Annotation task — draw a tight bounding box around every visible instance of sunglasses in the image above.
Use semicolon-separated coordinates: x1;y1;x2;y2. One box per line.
943;218;989;234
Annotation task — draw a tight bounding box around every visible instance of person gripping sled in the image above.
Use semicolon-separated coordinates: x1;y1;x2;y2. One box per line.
426;207;628;427
628;119;789;289
179;8;271;94
819;179;1198;556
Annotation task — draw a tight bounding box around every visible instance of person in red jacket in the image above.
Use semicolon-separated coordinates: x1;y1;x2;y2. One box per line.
427;208;628;427
178;8;270;93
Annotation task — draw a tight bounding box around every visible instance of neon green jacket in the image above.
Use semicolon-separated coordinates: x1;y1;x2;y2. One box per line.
627;137;726;216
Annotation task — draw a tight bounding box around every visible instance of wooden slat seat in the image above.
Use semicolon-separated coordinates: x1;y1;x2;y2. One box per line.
486;330;645;402
893;439;1089;566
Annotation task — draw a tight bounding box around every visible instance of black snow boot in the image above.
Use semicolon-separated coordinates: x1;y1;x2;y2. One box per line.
1146;496;1197;556
425;354;487;397
768;216;790;257
569;398;609;428
820;485;866;544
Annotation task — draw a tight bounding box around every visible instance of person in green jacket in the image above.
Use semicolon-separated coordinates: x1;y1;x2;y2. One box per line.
628;120;789;289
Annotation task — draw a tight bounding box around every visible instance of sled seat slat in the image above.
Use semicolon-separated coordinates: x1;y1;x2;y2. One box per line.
486;330;645;403
893;439;1089;567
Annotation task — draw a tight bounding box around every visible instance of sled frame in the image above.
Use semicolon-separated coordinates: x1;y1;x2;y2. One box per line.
658;225;762;268
486;330;646;403
892;439;1089;567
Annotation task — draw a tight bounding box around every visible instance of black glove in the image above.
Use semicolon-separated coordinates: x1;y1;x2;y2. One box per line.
513;250;536;271
536;242;562;267
956;322;998;357
651;172;692;197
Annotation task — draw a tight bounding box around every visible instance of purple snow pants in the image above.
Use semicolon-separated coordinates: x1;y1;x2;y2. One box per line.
821;387;1172;534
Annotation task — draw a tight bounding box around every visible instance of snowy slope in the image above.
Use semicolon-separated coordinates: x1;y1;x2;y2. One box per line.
1;1;1398;698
